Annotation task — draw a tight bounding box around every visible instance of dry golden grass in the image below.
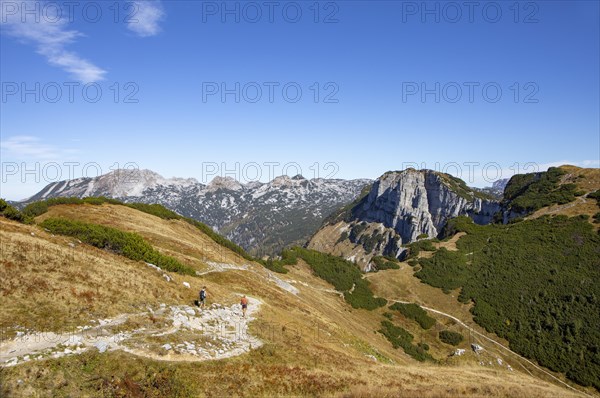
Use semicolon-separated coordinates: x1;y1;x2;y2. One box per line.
0;204;595;397
560;165;600;191
0;218;187;334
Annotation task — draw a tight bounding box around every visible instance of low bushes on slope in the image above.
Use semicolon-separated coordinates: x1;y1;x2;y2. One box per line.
415;215;600;390
389;303;435;330
0;199;29;223
404;238;438;260
439;330;464;346
122;202;254;262
269;247;386;310
40;217;196;276
371;256;400;271
378;320;434;362
503;167;581;214
257;248;297;274
588;189;600;204
588;190;600;223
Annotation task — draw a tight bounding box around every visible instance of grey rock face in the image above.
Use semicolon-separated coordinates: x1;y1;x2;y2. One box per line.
353;170;499;243
308;169;500;266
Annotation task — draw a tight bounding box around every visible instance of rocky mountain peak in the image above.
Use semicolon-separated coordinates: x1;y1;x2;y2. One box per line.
207;176;243;191
308;168;500;268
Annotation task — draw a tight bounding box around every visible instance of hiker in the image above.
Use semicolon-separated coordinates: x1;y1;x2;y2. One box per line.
240;295;249;318
199;286;207;309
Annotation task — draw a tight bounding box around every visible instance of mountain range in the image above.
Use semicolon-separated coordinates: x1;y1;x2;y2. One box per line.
21;169;371;256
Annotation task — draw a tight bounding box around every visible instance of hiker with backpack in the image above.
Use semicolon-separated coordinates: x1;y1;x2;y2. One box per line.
199;286;207;309
240;295;249;318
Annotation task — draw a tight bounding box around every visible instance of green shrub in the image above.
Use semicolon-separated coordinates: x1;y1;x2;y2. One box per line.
405;239;437;259
378;320;434;362
0;199;32;223
415;248;469;293
258;258;289;274
22;196;120;218
40;218;196;276
344;279;388;310
371;256;400;271
389;303;435;329
1;204;26;223
336;231;349;244
0;199;8;212
439;330;464;346
587;189;600;203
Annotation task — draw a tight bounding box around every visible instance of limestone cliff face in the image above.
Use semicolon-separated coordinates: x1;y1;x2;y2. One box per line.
354;170;499;242
308;169;500;269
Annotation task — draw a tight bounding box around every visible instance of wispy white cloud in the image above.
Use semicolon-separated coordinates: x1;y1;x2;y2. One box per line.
1;135;61;159
127;1;164;37
536;160;600;170
0;0;106;82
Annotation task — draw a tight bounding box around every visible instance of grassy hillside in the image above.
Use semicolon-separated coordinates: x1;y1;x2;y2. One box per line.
502;166;592;217
0;204;589;397
19;197;256;262
415;215;600;390
40;217;196;275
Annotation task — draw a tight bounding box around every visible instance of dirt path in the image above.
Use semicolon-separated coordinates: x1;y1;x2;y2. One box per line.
1;297;262;367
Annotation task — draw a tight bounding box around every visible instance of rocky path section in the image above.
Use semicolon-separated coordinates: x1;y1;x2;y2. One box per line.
0;297;262;367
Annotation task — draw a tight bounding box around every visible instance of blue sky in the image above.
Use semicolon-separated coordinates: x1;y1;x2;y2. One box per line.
1;0;599;200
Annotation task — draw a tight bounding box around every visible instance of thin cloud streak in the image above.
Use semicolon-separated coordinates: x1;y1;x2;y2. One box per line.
0;0;106;82
1;135;62;159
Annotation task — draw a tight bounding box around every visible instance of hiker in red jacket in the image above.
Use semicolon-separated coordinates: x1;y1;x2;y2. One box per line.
240;295;249;318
